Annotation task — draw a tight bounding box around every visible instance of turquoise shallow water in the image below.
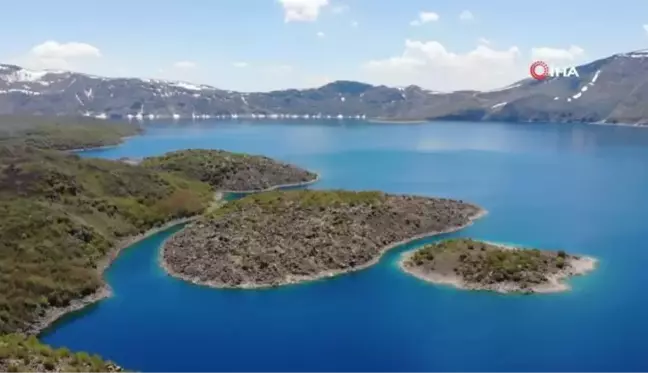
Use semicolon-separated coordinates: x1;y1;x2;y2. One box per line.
42;120;648;371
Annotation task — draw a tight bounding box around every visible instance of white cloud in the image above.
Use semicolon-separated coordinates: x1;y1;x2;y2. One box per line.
233;62;249;68
17;40;102;70
362;39;524;91
410;11;439;26
643;24;648;34
351;20;359;28
279;0;329;22
173;61;197;69
531;46;585;62
331;4;349;14
478;37;491;46
459;10;474;21
317;31;325;38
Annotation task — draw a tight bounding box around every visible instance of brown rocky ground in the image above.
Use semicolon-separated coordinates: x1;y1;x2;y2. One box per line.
162;190;484;288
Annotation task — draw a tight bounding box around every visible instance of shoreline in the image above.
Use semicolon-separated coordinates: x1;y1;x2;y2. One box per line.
218;173;321;194
367;119;429;124
29;216;199;336
398;242;598;294
27;173;320;335
159;207;488;290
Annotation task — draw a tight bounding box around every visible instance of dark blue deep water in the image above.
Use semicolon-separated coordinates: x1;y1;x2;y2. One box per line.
42;120;648;371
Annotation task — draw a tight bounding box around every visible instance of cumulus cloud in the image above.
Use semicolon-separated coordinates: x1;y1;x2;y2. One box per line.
317;31;325;38
18;40;102;70
410;12;439;26
643;24;648;34
233;62;249;68
531;46;585;62
362;39;524;91
459;10;474;21
279;0;329;22
173;61;197;69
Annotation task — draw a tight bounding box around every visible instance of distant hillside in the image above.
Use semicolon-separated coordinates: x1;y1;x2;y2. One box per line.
0;115;140;150
2;50;648;125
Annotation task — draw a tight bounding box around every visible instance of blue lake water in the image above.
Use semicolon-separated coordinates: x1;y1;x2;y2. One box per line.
42;120;648;371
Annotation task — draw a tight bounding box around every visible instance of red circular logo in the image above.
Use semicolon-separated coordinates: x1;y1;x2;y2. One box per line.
530;61;549;80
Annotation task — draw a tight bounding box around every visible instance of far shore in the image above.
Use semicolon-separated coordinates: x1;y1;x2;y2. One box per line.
398;241;598;294
159;208;488;290
367;118;429;124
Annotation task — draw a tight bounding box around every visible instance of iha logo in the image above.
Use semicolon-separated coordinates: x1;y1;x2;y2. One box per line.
529;61;579;80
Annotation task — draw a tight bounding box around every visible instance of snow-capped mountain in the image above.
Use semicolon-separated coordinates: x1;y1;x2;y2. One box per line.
2;49;648;125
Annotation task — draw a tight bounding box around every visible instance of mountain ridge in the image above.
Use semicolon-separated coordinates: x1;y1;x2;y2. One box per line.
2;49;648;125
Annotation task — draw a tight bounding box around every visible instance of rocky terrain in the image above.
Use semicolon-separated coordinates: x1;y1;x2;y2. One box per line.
140;149;318;192
401;239;597;293
2;49;648;124
162;190;484;288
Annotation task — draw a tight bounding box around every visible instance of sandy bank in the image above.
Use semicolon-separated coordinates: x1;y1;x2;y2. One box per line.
399;242;598;294
159;208;487;289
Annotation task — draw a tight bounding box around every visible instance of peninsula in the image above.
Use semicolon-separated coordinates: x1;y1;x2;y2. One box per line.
400;239;597;293
140;149;318;192
161;190;485;288
0;117;322;371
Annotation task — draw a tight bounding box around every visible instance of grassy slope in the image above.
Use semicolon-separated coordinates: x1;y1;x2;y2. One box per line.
0;334;121;372
141;149;317;191
0;118;211;371
0;115;141;151
0;146;214;334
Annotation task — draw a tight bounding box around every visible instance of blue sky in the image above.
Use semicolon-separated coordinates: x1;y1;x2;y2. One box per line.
1;0;647;91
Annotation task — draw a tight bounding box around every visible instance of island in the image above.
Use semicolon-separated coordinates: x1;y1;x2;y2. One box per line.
140;149;318;193
161;190;485;288
400;239;597;293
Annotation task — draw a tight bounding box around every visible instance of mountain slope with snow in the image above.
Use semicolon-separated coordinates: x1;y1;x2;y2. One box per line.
2;50;648;125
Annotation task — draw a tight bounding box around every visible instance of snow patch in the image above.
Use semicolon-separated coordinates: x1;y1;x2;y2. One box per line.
491;102;507;109
3;68;49;83
0;89;41;96
75;93;84;106
572;92;582;100
554;97;560;100
340;96;345;102
591;70;601;84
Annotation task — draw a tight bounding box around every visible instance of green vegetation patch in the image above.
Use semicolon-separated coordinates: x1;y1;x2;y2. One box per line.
407;239;572;288
0;334;122;372
0;145;213;334
0;115;140;151
210;189;385;217
141;149;317;191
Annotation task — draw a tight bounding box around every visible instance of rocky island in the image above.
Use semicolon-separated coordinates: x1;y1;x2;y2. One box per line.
161;190;485;288
400;239;597;293
140;149;318;193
